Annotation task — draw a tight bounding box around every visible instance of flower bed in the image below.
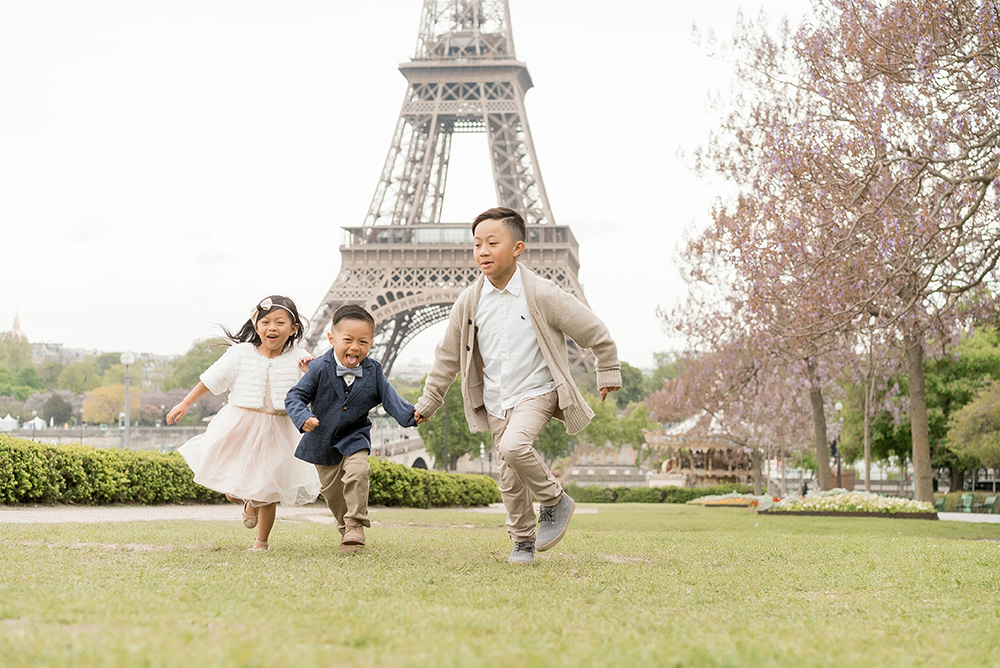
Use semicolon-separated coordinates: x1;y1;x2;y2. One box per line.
688;492;776;510
760;489;936;518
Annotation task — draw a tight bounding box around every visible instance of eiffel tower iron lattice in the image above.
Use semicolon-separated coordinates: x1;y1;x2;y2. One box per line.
306;0;590;374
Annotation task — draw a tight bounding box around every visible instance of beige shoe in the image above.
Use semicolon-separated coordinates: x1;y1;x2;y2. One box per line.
250;539;268;552
242;501;259;529
342;521;366;546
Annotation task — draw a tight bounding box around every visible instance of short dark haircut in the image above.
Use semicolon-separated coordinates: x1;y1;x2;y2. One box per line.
331;304;375;332
472;206;526;242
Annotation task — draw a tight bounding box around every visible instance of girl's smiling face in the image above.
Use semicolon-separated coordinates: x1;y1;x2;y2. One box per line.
327;318;374;368
254;308;298;358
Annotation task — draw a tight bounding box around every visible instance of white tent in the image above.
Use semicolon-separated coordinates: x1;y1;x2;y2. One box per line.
0;413;18;432
24;416;46;431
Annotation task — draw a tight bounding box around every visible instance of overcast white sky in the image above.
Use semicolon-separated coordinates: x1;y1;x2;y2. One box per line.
0;0;808;369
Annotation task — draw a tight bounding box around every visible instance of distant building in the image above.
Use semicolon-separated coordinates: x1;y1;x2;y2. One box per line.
9;314;27;341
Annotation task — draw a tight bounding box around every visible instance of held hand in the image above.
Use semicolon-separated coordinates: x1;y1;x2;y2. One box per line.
298;355;314;373
600;386;620;402
165;403;188;425
303;417;320;432
414;410;427;425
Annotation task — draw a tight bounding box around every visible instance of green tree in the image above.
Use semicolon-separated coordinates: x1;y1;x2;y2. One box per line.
37;362;65;390
57;359;102;394
0;331;31;373
945;380;1000;473
42;392;74;425
164;339;228;391
615;361;646;406
579;393;621;447
416;374;486;471
645;352;683;396
15;367;44;392
534;418;574;465
842;327;1000;489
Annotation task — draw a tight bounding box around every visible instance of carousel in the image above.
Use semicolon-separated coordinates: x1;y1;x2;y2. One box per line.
644;412;753;487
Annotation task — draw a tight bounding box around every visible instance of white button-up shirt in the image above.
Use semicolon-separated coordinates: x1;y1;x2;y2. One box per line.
476;266;555;419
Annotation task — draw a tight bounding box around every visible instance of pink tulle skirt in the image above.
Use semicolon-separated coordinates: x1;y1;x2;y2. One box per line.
178;403;320;507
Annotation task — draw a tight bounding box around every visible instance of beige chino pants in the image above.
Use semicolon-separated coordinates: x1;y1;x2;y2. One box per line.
315;450;370;533
486;391;563;542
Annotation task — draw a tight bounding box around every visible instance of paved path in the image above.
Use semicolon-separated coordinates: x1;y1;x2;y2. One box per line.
0;502;598;525
0;504;988;524
936;511;1000;524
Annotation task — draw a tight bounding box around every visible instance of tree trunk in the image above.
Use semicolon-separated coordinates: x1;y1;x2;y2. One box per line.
806;359;833;490
863;370;875;493
751;446;762;496
904;334;934;502
949;466;964;494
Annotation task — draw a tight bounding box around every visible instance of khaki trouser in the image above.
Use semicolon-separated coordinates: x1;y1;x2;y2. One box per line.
486;391;563;542
315;450;370;533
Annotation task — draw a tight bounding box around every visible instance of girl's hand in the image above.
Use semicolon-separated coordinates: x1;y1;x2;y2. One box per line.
414;410;427;425
303;417;320;432
298;355;314;373
166;403;188;425
599;386;620;402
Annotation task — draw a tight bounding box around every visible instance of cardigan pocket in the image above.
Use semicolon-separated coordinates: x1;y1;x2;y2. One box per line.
554;382;573;409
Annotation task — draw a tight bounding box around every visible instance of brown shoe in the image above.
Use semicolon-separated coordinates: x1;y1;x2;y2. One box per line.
342;521;366;546
338;542;360;555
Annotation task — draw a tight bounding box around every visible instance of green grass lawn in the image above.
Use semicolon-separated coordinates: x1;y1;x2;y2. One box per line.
2;504;999;667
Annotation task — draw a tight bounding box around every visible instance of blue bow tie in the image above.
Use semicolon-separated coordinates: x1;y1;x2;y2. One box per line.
336;364;362;378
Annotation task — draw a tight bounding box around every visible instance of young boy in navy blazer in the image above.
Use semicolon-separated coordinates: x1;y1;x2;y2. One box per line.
285;304;416;554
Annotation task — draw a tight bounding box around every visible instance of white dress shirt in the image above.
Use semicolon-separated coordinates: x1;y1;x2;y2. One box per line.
476;266;555;419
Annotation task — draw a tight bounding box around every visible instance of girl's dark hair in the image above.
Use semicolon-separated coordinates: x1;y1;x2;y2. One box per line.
223;295;306;352
331;304;375;331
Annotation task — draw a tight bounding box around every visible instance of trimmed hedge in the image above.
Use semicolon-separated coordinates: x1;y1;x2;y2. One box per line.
0;434;223;504
0;435;500;508
369;457;500;507
934;491;999;513
563;482;753;504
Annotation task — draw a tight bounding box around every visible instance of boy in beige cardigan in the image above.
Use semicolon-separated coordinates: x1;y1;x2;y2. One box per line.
414;206;621;564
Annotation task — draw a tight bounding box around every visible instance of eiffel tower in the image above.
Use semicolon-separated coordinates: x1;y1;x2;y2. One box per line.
306;0;589;374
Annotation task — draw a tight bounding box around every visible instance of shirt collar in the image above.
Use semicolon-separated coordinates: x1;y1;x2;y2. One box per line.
482;264;522;297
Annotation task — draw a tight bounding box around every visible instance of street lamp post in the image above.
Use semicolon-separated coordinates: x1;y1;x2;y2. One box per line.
121;351;136;449
833;401;844;489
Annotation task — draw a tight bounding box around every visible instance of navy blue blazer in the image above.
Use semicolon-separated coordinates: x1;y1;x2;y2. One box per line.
285;351;416;466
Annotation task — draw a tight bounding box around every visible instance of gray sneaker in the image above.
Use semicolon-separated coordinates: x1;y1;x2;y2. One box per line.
536;493;575;552
507;541;536;565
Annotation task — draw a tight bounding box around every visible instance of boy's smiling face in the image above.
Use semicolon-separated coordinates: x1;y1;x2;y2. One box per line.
327;318;374;368
474;217;524;289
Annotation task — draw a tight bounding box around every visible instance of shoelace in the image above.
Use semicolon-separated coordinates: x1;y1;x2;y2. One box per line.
538;505;555;523
514;542;534;553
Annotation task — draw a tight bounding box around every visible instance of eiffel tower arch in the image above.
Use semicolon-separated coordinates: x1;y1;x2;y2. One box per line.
306;0;589;374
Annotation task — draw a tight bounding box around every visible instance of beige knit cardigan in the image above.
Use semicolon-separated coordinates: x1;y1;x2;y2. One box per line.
414;264;622;435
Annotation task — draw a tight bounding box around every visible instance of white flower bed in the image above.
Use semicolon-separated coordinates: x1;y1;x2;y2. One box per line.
772;489;934;514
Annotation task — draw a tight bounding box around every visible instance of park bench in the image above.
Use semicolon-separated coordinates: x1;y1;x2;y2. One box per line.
961;493;974;513
973;495;997;514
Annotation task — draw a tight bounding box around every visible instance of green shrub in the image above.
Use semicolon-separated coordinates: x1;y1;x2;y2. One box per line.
562;483;615;503
368;458;499;507
934;491;999;513
615;487;664;503
0;435;499;507
563;481;754;504
0;434;223;505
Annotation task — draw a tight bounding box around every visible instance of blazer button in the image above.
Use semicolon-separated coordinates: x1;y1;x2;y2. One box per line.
342;405;348;411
